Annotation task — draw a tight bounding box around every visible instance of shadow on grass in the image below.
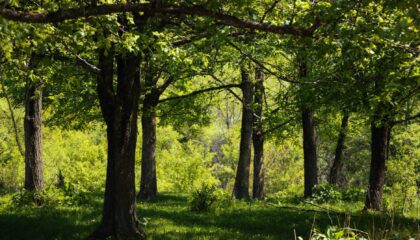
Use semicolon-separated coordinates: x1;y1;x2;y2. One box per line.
0;193;103;240
138;192;189;205
140;205;324;239
0;192;417;240
139;193;419;240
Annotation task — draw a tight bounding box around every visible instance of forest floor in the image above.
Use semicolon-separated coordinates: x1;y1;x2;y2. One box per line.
0;192;418;240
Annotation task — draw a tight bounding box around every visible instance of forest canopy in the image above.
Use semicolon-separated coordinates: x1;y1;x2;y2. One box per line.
0;0;418;240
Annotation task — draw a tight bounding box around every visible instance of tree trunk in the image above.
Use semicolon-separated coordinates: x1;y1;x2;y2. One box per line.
328;113;350;185
139;93;158;200
252;68;264;199
364;116;390;211
302;109;318;198
233;66;254;200
90;49;145;240
24;81;44;192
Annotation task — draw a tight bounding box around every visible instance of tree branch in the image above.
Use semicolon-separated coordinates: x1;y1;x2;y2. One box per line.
263;117;294;135
391;112;420;126
0;66;24;157
73;55;101;75
260;0;281;23
208;73;242;102
225;40;301;84
157;75;175;94
43;53;100;75
0;3;320;36
172;31;244;47
159;83;240;103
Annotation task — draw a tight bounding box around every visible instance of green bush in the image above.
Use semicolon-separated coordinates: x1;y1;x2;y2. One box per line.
155;126;220;193
53;183;89;206
384;124;419;217
308;226;368;240
312;185;341;203
341;187;366;202
213;190;234;209
10;184;89;207
190;184;218;212
11;189;45;206
0;181;6;195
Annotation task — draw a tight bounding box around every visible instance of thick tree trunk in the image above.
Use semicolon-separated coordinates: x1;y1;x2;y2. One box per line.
302;109;318;198
364;117;390;211
252;69;264;199
328;113;350;185
90;50;145;240
233;66;254;200
24;81;43;192
139;94;158;200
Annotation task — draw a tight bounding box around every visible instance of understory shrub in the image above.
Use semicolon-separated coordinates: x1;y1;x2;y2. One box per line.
308;226;368;240
155;126;220;193
0;181;6;195
11;189;45;206
312;185;368;204
312;185;341;203
11;184;89;207
341;187;366;202
190;184;217;212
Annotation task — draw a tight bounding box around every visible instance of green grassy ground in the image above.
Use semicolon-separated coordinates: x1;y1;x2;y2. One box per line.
0;193;418;240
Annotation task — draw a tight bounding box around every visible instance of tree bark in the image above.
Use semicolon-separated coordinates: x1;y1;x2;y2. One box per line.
302;109;318;198
298;57;318;198
328;113;350;185
139;92;159;200
364;115;390;211
252;68;264;199
24;81;44;192
90;49;145;240
233;66;254;200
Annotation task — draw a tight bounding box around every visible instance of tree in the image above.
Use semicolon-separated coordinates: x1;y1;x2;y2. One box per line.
139;76;159;200
0;25;46;193
328;113;350;185
138;60;174;201
298;58;318;198
323;1;420;210
301;108;318;198
23;56;44;192
233;64;254;199
252;67;265;199
365;106;390;210
90;45;145;239
90;12;149;238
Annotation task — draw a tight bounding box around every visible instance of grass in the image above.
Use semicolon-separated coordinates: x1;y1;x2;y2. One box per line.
0;192;418;240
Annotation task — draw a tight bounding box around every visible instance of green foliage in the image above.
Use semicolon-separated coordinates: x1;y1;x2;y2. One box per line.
384;124;419;217
0;193;417;239
51;183;89;206
0;100;24;190
43;126;107;192
266;193;302;206
189;184;218;212
309;226;368;240
0;101;107;192
310;185;366;204
0;1;419;237
311;185;342;204
11;189;45;206
10;185;89;207
155;126;220;193
341;187;366;202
